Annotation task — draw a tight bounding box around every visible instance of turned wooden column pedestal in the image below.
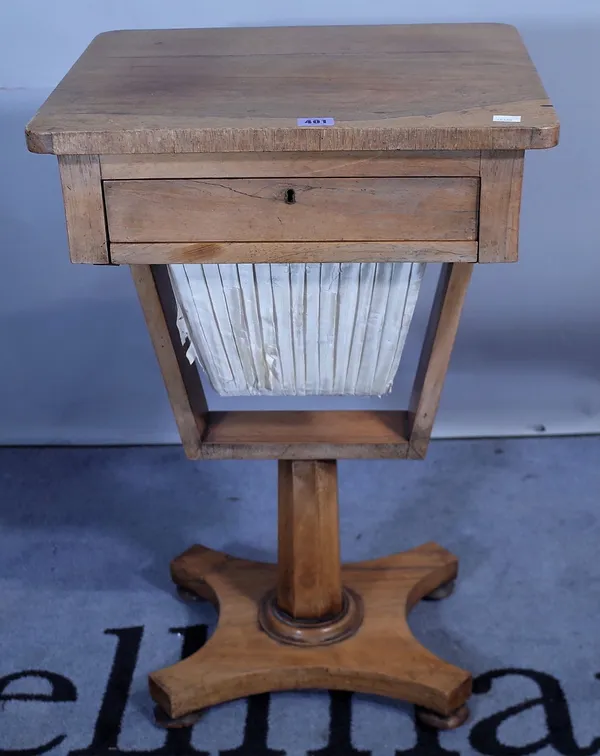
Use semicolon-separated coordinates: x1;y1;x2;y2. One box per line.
149;459;471;731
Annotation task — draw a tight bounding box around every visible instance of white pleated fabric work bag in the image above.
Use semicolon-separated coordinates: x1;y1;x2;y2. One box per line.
170;261;425;397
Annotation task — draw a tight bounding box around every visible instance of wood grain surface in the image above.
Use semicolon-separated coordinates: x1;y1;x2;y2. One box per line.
27;24;558;154
111;241;478;264
198;410;410;460
105;178;479;243
131;265;207;457
409;263;474;458
479;150;525;262
57;155;108;263
100;151;481;179
277;460;342;619
150;542;471;719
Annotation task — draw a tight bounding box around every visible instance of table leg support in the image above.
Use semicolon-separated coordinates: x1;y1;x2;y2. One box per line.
149;461;472;729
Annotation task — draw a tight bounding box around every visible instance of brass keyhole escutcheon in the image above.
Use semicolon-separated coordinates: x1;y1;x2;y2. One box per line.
284;188;296;204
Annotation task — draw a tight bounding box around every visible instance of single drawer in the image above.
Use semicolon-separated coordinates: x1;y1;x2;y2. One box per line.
104;177;479;243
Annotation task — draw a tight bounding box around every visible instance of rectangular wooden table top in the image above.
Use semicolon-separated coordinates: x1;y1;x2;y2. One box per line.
26;23;558;155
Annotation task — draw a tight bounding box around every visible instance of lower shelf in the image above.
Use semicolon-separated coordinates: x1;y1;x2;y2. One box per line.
192;409;411;460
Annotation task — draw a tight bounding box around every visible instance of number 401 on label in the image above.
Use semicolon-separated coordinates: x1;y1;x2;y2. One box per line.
297;117;335;126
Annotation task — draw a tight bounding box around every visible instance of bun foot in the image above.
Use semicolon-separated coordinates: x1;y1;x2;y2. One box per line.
415;704;469;730
424;579;455;601
176;585;203;603
154;704;203;729
175;579;216;604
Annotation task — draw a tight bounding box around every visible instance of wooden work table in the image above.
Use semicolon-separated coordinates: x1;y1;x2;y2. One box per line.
27;23;558;730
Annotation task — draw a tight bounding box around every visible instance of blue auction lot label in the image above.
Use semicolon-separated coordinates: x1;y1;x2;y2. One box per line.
297;117;335;126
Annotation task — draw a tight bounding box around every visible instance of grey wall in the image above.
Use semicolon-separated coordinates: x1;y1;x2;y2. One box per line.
1;4;599;444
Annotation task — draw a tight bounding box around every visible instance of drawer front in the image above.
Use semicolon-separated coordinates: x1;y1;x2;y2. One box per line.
104;178;479;243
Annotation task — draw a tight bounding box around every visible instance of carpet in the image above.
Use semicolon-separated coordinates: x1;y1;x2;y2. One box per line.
1;438;600;755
